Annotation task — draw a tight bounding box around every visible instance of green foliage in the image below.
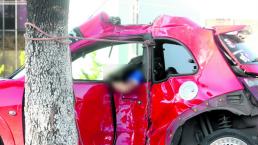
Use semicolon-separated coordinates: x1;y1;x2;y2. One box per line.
0;64;5;76
19;51;25;66
79;52;103;80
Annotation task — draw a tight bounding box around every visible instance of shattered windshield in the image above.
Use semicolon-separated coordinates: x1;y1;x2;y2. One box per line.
220;30;258;64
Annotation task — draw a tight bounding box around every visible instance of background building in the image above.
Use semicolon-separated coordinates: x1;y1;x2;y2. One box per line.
1;0;258;77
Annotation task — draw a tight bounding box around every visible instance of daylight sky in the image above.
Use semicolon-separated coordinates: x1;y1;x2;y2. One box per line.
68;0;258;30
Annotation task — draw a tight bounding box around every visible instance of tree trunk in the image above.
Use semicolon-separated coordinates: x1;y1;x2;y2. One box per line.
24;0;78;144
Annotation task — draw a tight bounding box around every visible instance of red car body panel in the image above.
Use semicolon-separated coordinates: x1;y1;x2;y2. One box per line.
70;12;151;52
240;64;258;75
0;12;256;145
0;80;24;145
74;82;115;145
149;15;244;145
114;84;148;145
213;25;246;35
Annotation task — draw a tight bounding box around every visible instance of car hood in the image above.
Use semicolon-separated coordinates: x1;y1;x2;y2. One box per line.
0;79;24;90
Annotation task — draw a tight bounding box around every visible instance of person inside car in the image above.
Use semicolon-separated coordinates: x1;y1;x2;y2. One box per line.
109;56;145;94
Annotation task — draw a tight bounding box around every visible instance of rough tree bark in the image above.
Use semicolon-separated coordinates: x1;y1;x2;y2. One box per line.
24;0;78;144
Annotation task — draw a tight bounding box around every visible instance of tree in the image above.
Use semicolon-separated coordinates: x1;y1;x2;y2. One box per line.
24;0;78;144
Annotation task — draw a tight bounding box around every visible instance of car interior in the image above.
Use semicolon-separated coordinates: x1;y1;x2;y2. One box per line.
153;39;198;82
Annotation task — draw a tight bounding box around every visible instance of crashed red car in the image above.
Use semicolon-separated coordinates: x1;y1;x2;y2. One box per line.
0;12;258;145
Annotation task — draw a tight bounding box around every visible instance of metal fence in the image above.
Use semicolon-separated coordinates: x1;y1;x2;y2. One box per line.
0;0;27;77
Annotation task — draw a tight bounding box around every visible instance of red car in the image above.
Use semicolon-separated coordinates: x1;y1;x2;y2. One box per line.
0;12;258;145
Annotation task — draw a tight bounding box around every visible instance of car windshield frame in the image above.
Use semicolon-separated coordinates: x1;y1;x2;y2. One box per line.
8;66;24;79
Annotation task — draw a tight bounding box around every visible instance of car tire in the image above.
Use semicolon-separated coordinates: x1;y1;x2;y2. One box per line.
200;129;255;145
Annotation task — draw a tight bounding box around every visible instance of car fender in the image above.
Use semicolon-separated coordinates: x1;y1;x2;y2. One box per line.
166;90;258;145
0;115;15;145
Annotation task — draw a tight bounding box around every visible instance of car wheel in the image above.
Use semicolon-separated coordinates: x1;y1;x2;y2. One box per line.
200;129;255;145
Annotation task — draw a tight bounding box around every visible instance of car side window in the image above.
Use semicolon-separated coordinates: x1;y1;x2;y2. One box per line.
163;43;197;74
154;41;197;81
72;43;143;81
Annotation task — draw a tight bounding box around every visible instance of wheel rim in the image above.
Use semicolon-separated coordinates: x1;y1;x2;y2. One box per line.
210;137;248;145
